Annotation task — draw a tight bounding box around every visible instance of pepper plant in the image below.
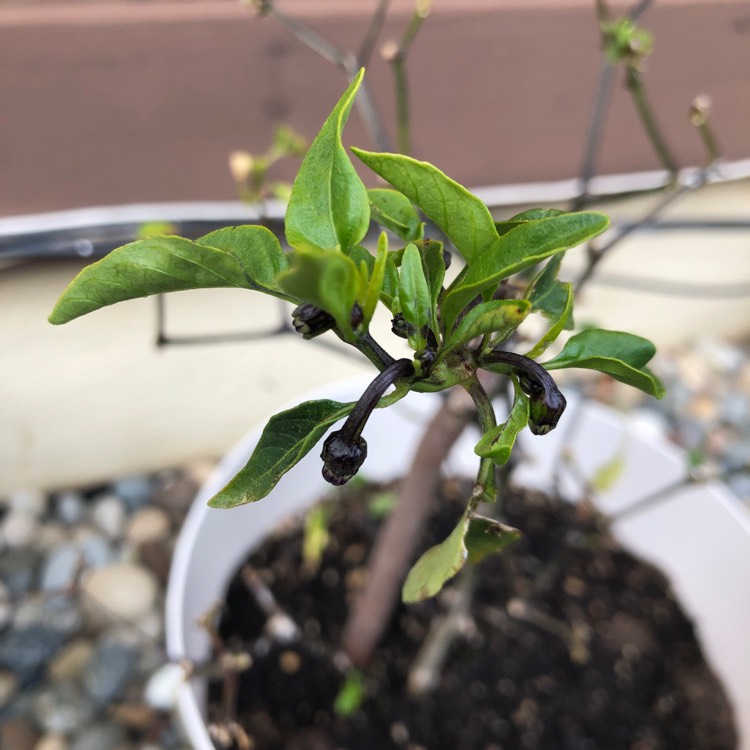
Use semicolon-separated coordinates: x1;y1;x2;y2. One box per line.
49;70;664;602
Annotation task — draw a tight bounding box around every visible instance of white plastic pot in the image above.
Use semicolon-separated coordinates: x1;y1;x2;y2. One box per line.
166;378;750;750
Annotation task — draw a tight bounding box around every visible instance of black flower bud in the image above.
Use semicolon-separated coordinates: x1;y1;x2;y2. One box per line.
391;313;413;340
480;350;567;435
292;303;335;339
321;431;367;486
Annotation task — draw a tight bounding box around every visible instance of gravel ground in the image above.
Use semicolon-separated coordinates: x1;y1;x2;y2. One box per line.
0;338;748;750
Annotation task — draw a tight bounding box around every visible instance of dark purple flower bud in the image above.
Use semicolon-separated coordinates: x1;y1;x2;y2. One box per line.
480;350;567;435
292;303;335;339
321;431;367;486
391;313;414;340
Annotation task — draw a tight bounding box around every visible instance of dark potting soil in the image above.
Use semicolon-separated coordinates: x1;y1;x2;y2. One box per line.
208;481;737;750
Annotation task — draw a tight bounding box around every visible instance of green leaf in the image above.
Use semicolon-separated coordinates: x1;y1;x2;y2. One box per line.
441;212;608;331
49;236;253;324
381;254;400;311
208;399;355;508
525;257;574;358
278;248;361;341
494;208;565;236
525;256;572;324
285;69;369;253
474;393;530;465
543;329;665;398
368;188;422;241
352;148;497;263
402;511;470;603
590;448;626;493
420;240;446;326
399;243;432;350
302;505;329;572
444;299;530;353
196;225;293;300
334;670;366;717
526;282;573;359
362;233;388;326
465;515;521;564
402;506;521;602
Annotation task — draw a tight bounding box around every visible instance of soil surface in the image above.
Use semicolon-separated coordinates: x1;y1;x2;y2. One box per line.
209;481;737;750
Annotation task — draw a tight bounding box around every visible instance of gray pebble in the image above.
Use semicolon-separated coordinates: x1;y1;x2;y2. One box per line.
0;667;18;708
113;475;153;512
0;579;12;630
90;494;126;539
69;722;127;750
78;533;115;568
2;509;38;548
14;594;82;638
0;626;66;684
81;636;139;707
40;546;82;592
0;547;40;596
5;487;48;518
33;680;95;735
721;440;750;472
55;491;87;526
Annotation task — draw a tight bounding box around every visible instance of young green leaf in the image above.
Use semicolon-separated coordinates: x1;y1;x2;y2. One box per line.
334;670;366;717
352;148;497;263
196;225;293;300
402;511;470;603
525;258;574;358
419;240;446;322
474;393;530;465
590;448;626;493
208;399;355;508
525;281;573;359
494;208;566;236
441;212;608;332
402;507;521;602
525;256;572;325
368;188;423;241
278;248;361;341
465;516;521;564
444;299;531;353
543;329;665;398
380;254;401;311
303;505;330;573
362;233;389;326
285;69;369;253
49;236;254;325
398;243;432;350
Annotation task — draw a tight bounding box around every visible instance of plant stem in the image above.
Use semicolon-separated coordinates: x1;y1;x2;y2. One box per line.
256;1;390;151
625;65;679;179
465;377;497;505
407;565;476;695
337;358;415;442
341;387;475;668
573;59;616;210
358;0;392;67
383;2;431;156
690;95;722;167
354;331;396;370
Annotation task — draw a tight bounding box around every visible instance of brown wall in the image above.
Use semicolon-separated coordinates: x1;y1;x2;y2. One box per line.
1;0;747;216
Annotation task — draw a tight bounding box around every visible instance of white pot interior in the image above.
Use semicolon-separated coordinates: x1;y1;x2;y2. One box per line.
166;379;750;750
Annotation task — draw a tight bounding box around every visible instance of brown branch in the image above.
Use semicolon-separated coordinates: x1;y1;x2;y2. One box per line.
341;387;475;668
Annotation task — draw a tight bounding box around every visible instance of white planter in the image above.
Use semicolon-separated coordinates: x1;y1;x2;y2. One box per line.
166;378;750;750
